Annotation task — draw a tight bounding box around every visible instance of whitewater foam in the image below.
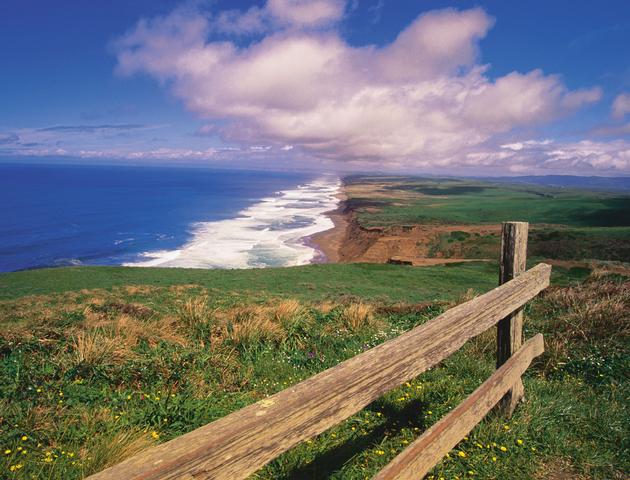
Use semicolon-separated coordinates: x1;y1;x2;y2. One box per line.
125;176;340;269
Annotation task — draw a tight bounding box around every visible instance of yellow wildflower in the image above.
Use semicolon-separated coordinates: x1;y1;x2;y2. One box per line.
21;436;27;441
517;439;524;445
4;449;10;455
500;446;507;452
458;451;466;458
151;431;160;440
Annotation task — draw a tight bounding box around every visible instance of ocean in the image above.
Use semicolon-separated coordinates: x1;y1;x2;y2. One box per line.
0;163;339;272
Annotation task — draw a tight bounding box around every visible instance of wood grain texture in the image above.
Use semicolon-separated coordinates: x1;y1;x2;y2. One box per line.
496;221;529;415
87;263;550;480
373;334;544;480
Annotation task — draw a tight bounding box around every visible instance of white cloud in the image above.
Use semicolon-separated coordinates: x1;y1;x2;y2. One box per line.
209;0;345;35
267;0;346;28
114;4;609;174
612;92;630;119
110;3;609;173
468;139;630;174
6;2;624;175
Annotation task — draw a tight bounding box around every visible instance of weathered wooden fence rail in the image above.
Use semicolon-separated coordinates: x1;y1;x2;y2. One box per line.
89;222;549;480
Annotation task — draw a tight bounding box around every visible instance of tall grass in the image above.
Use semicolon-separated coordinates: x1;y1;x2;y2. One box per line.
70;331;119;366
342;302;377;331
81;430;152;477
176;297;212;330
0;270;627;479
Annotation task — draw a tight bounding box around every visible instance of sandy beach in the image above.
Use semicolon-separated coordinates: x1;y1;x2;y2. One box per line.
308;190;349;263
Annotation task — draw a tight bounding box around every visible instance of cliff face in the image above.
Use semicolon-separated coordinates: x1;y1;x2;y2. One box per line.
336;209;501;264
337;213;381;261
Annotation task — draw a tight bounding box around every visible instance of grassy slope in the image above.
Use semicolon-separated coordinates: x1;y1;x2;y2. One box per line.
1;263;627;479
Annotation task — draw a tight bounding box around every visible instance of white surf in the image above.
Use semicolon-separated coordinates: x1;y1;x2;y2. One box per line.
124;176;340;269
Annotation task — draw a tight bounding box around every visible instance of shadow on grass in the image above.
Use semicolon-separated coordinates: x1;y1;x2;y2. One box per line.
280;399;429;480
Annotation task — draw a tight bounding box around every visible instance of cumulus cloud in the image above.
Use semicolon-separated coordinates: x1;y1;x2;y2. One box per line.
267;0;346;28
207;0;345;36
612;92;630;119
110;2;611;173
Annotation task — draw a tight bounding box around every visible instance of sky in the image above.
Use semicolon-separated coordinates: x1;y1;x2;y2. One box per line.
1;0;630;175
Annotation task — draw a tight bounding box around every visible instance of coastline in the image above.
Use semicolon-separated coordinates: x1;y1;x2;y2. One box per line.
307;187;349;263
125;176;340;269
306;179;497;267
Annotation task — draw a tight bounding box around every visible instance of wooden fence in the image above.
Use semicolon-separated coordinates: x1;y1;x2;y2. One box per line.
88;221;549;480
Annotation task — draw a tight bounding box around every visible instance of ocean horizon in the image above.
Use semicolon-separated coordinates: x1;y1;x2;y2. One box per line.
0;162;339;272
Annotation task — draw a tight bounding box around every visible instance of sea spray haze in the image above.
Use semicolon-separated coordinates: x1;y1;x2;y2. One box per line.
0;163;339;272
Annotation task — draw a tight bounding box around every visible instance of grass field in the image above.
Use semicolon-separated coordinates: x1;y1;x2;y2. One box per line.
348;176;630;228
345;176;630;263
0;263;500;302
1;263;627;479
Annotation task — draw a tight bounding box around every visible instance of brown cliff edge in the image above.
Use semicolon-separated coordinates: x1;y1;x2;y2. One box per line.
307;180;494;265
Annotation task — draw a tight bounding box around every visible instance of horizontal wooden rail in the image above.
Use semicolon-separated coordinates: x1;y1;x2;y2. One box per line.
374;333;545;480
88;263;551;480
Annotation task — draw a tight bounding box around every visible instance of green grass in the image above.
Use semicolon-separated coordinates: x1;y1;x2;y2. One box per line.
1;263;627;479
529;226;630;261
345;176;630;263
349;176;630;228
0;262;502;302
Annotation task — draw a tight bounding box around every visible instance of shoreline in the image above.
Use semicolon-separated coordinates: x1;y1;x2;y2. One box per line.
307;187;349;264
126;176;340;269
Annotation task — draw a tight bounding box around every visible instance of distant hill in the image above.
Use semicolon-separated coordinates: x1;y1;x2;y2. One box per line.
480;175;630;192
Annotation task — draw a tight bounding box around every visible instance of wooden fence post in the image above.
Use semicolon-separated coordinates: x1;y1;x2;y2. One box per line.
496;221;528;416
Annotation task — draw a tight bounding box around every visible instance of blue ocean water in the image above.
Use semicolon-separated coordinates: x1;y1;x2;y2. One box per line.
0;163;339;272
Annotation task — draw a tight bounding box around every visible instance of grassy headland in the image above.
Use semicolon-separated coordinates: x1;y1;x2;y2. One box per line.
326;176;630;266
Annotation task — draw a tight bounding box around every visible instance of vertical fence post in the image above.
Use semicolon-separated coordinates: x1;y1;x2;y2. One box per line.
496;221;528;416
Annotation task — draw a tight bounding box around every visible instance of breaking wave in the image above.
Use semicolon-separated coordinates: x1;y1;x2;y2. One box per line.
125;176;340;269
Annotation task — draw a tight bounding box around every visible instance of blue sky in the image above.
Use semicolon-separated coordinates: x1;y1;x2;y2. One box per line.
1;0;630;175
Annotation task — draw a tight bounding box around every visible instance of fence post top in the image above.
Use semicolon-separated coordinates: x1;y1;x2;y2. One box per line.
502;221;529;226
